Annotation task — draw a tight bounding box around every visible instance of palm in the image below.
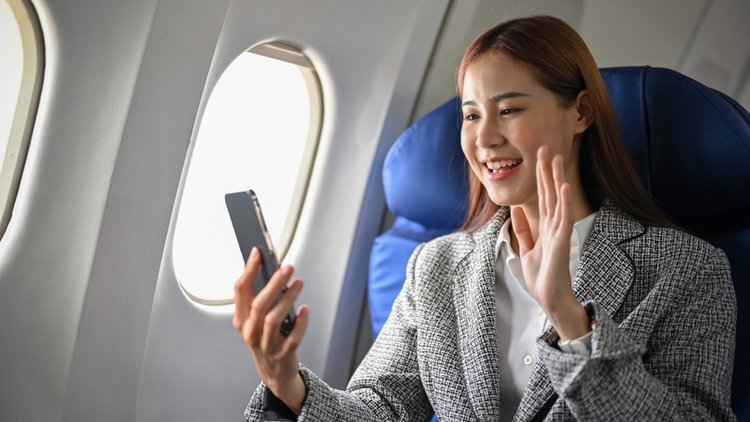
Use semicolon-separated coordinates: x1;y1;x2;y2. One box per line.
511;147;575;311
518;216;572;308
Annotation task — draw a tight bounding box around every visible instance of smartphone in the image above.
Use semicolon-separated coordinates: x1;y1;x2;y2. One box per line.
225;189;295;336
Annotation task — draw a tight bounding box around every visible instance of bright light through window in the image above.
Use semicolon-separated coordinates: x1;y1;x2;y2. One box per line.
0;1;23;161
173;44;322;305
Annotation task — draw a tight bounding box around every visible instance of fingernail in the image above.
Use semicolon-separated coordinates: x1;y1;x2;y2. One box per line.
250;247;258;260
282;265;293;276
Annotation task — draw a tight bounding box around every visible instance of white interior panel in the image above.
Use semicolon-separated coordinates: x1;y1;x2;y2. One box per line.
0;0;157;420
680;0;750;95
61;0;232;420
579;0;707;68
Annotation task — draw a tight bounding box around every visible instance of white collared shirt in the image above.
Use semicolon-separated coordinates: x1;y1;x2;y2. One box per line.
494;212;597;419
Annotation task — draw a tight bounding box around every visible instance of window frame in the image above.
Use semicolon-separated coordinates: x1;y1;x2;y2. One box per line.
0;0;45;239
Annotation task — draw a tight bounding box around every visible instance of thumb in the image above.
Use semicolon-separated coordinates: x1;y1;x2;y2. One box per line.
511;206;534;257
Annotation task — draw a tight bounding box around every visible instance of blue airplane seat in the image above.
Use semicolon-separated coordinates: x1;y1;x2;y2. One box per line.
368;97;467;338
601;66;750;419
368;66;750;417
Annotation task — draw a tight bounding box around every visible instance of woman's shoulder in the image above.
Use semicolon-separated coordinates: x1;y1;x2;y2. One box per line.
595;203;732;285
598;201;727;265
415;209;504;261
413;230;473;269
642;224;727;264
624;222;733;293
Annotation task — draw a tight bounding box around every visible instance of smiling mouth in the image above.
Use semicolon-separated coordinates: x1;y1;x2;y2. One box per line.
484;159;522;173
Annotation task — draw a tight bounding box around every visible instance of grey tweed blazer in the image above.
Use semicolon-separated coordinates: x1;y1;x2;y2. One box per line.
246;202;737;421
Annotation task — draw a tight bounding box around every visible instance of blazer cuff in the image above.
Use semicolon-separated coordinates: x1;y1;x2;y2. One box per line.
246;381;269;421
538;301;646;397
245;365;313;422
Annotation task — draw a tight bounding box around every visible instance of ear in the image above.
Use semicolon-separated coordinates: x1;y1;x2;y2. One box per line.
572;89;594;135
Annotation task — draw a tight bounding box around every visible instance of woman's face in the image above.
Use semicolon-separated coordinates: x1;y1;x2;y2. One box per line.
460;52;587;209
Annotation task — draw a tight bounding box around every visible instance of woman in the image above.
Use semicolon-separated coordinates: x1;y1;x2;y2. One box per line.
234;16;737;421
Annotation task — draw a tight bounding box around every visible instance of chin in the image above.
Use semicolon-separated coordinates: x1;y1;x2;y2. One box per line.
486;192;512;207
485;189;534;209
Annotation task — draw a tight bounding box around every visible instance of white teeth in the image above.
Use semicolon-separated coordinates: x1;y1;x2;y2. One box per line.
486;159;521;170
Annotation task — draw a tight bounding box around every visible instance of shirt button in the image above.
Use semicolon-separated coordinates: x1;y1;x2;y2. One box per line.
524;355;533;365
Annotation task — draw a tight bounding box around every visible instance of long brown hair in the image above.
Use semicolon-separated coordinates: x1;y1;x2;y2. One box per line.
457;15;673;231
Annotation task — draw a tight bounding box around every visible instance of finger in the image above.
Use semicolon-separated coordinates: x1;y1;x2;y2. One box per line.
536;148;547;220
560;182;574;229
539;147;556;218
510;206;534;257
253;265;294;316
280;305;310;357
265;279;304;333
248;265;294;346
551;155;566;221
261;280;302;353
233;247;260;331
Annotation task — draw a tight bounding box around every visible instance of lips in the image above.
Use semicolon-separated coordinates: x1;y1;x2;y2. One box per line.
481;158;522;181
484;158;522;173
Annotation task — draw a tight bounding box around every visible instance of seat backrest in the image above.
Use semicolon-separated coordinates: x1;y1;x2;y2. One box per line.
367;98;465;337
367;66;750;417
601;66;750;418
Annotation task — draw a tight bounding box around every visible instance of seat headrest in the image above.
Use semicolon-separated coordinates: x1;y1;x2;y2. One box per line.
382;98;466;230
601;67;750;235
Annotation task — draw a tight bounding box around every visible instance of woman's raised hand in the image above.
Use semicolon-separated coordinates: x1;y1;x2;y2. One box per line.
510;146;590;340
233;248;309;414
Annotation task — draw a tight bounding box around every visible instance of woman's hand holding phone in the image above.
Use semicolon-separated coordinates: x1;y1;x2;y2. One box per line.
233;247;309;414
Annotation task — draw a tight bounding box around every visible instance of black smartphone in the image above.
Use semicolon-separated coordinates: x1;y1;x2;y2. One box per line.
225;189;295;336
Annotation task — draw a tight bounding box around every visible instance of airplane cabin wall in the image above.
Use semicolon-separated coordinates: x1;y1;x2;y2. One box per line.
0;0;161;420
61;1;233;421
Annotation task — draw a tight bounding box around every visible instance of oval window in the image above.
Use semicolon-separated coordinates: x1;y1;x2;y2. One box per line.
173;42;322;305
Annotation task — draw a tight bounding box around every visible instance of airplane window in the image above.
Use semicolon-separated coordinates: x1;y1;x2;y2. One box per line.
173;43;322;305
0;0;43;238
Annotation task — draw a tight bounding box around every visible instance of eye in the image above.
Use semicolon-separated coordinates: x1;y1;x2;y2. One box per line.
500;108;519;116
463;112;479;122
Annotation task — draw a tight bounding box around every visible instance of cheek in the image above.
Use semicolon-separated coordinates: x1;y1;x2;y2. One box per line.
515;119;548;148
460;134;482;176
459;132;473;163
529;114;571;152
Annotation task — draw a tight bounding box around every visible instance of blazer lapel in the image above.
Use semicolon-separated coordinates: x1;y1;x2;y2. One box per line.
514;202;644;421
572;202;644;317
452;209;507;420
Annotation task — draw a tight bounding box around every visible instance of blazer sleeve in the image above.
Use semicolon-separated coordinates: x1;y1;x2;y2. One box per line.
537;249;737;421
244;243;432;421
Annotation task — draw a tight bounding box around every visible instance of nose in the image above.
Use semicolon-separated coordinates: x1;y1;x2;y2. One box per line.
476;117;505;148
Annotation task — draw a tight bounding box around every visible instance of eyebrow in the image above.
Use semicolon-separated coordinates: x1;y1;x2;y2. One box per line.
461;91;531;107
